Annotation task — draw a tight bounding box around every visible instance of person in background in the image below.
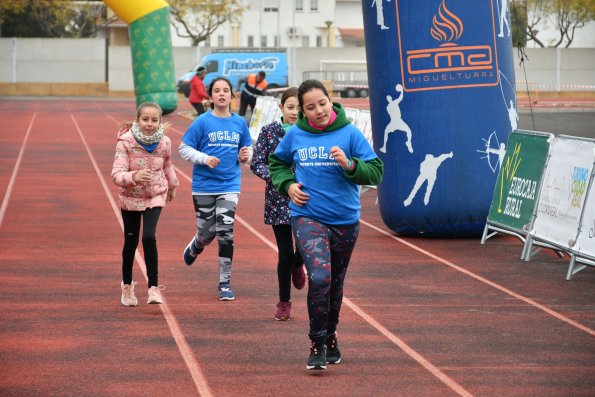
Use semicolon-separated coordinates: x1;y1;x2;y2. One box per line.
269;79;383;370
250;87;306;321
179;77;253;301
111;102;179;307
238;71;267;117
189;66;210;117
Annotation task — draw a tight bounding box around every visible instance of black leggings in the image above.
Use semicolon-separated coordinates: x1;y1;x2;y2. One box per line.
190;102;206;116
272;224;303;302
121;207;162;288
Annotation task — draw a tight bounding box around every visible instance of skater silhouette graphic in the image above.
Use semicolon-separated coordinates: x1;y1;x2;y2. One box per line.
372;0;390;30
498;0;511;38
404;152;454;207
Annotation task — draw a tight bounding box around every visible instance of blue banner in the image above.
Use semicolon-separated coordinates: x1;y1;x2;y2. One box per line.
362;0;517;236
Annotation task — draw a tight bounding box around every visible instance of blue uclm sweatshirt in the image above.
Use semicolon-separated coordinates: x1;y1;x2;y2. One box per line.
269;103;383;225
180;111;252;194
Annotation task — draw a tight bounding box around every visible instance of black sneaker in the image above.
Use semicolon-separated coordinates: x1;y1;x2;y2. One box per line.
306;340;327;370
326;333;341;364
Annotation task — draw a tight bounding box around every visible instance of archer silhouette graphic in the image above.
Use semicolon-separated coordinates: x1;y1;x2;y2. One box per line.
403;152;454;206
380;83;413;154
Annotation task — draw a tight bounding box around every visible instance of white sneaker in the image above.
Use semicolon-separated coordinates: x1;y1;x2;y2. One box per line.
121;281;138;307
147;285;165;304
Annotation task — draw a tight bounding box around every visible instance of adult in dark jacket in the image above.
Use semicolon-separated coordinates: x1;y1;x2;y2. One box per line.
238;71;267;116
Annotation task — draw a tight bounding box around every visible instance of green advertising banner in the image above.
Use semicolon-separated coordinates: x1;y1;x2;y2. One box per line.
487;130;552;232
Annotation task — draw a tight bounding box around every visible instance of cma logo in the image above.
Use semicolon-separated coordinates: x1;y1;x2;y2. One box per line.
397;0;498;91
223;57;279;75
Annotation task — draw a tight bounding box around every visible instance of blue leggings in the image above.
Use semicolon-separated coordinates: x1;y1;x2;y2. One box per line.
291;216;360;342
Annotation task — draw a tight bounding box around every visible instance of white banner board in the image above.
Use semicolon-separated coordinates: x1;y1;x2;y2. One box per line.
353;109;374;147
531;136;595;250
575;169;595;259
249;97;375;149
249;96;281;141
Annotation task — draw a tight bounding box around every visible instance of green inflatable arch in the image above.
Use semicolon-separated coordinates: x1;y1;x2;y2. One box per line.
103;0;177;114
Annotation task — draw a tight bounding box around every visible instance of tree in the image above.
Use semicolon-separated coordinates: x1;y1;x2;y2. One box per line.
521;0;595;47
0;1;105;38
510;1;529;47
167;0;247;46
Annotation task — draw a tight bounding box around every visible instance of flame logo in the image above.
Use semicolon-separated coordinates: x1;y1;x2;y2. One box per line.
430;0;463;46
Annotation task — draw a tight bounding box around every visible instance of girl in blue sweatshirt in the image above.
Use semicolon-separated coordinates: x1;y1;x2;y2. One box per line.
269;79;383;370
180;77;252;301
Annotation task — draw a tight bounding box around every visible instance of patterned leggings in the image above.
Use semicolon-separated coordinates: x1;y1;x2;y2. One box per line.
191;193;238;284
291;216;360;342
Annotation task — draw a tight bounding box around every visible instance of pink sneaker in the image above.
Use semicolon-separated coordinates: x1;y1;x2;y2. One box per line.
291;265;307;290
275;301;292;321
120;281;138;307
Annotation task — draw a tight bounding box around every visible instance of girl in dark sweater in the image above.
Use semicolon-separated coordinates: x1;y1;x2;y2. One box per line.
251;87;306;321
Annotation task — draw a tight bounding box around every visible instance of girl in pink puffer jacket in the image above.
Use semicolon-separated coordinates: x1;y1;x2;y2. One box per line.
111;102;179;307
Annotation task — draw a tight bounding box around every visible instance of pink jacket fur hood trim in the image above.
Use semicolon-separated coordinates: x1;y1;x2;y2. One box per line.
111;127;179;211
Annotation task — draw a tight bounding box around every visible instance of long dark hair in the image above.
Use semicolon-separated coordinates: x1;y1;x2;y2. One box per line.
297;79;330;109
208;77;235;110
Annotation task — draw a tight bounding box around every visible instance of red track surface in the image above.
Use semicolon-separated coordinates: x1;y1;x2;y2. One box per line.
0;98;593;397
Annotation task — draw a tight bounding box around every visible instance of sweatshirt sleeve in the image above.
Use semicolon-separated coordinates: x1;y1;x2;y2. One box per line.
344;157;384;186
179;142;208;165
268;153;295;195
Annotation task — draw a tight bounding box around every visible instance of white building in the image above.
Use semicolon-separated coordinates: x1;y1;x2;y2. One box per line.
171;0;365;48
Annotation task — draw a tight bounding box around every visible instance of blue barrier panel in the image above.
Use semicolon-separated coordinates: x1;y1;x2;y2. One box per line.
362;0;517;236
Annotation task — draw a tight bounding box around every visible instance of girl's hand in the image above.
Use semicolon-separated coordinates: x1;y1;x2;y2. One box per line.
330;146;349;169
288;182;309;206
167;189;176;202
238;146;251;162
134;169;151;183
205;156;220;168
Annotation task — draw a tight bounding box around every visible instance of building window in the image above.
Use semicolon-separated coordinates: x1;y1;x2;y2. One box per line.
302;35;310;47
247;35;254;47
274;35;280;47
261;35;267;47
310;0;318;11
217;35;224;47
264;0;278;12
295;0;303;12
316;35;322;47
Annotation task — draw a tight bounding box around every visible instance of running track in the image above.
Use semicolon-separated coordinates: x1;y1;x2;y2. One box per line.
0;98;593;397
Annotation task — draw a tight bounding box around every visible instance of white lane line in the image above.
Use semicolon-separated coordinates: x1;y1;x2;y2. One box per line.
343;297;473;397
175;166;472;397
0;113;37;230
360;219;595;337
70;114;213;397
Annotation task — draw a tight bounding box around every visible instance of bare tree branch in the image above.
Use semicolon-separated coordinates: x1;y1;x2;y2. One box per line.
167;0;247;46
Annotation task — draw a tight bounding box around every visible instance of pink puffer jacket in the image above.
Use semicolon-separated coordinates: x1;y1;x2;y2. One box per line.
111;128;179;211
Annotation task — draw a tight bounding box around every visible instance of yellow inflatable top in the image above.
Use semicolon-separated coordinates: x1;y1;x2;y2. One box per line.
102;0;168;24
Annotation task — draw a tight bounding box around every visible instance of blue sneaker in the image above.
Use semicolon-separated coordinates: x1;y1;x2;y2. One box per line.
183;239;202;266
218;283;235;301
